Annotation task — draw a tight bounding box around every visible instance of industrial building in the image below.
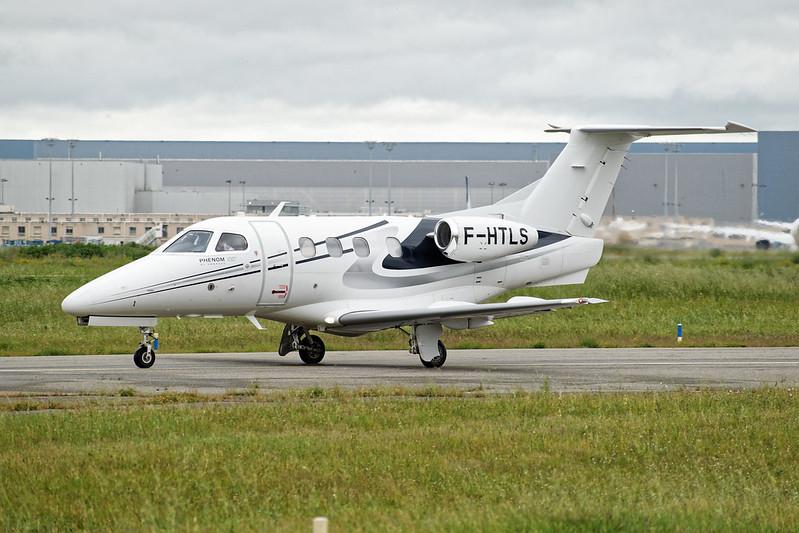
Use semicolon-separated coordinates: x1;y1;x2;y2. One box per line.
0;133;791;244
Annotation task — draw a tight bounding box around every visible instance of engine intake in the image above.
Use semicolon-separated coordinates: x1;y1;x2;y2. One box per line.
433;217;539;262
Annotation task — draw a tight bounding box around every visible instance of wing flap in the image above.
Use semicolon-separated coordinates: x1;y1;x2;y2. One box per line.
337;296;606;327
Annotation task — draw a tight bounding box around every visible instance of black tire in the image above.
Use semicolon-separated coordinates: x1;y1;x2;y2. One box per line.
298;335;325;365
133;344;155;369
421;340;447;368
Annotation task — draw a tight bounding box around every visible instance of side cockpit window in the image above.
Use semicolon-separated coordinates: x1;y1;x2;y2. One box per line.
164;230;213;253
215;232;248;252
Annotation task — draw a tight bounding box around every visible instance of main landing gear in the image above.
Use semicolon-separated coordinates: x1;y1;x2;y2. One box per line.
408;324;447;368
134;326;158;369
278;324;326;365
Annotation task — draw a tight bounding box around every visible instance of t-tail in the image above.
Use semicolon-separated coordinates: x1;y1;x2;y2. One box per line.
453;121;756;237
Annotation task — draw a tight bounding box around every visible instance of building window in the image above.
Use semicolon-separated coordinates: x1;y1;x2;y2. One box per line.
17;226;25;235
65;227;73;235
353;237;370;258
1;226;9;236
298;237;316;258
97;226;105;234
106;218;112;222
326;237;343;258
50;227;57;235
79;218;85;222
129;227;137;236
176;227;184;234
113;226;121;236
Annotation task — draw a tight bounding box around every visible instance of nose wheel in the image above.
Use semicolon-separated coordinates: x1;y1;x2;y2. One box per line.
134;327;158;369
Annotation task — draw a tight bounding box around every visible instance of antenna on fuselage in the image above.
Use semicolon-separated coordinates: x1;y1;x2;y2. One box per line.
269;201;288;218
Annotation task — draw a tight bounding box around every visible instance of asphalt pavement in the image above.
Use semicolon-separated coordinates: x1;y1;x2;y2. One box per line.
1;347;798;395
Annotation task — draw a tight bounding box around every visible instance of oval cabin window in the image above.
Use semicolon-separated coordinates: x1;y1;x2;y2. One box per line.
385;236;403;258
326;237;343;258
299;237;316;258
353;236;370;257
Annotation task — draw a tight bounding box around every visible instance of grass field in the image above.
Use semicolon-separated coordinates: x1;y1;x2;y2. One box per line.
2;243;799;356
1;388;798;531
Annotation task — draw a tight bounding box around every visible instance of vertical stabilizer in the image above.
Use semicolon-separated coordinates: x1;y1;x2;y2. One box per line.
520;130;634;236
447;122;755;237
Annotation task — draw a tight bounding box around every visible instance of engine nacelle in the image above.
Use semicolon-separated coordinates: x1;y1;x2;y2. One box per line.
433;217;539;262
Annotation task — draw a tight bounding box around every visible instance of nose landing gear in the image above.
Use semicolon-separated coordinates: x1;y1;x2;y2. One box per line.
134;326;158;369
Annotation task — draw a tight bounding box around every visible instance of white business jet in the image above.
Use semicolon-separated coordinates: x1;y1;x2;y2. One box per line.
62;121;755;368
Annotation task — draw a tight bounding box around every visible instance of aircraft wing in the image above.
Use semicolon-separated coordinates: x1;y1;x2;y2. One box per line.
336;296;606;328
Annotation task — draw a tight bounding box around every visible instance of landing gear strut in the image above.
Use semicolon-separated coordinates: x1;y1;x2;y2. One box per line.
278;324;326;365
409;324;447;368
134;326;158;369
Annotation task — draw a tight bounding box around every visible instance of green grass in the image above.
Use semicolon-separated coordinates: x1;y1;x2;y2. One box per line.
2;244;799;355
1;388;798;530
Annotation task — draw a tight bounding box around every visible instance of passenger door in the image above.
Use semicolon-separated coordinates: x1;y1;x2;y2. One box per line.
249;221;292;305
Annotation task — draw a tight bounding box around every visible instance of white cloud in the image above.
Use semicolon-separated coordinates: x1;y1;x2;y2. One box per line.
0;1;794;140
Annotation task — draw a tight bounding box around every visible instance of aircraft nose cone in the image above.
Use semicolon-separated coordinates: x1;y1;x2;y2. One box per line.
61;287;91;316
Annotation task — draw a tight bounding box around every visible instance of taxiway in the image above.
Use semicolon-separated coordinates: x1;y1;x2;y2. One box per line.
1;347;798;395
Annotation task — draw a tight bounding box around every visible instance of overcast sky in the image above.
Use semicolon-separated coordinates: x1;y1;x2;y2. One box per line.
0;1;795;141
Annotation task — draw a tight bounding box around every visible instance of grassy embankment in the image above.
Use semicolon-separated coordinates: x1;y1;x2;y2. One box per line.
1;388;798;530
1;243;799;356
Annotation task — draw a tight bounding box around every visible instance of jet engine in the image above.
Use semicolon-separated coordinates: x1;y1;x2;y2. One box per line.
433;217;539;262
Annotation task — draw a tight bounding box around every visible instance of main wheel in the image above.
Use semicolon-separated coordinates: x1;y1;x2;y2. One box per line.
421;340;447;368
298;335;326;365
133;344;155;369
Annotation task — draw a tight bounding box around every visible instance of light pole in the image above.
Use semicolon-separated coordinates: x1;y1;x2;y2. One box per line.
488;181;496;203
0;178;7;205
673;144;681;218
239;180;247;212
68;140;77;215
663;143;680;218
498;182;508;199
366;141;376;216
44;139;56;231
225;179;232;215
382;142;395;215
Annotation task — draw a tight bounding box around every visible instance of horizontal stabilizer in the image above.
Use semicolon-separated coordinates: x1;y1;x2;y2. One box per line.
337;296;606;327
545;121;756;136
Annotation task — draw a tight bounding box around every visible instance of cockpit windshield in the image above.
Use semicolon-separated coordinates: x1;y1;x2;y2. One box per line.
164;230;213;253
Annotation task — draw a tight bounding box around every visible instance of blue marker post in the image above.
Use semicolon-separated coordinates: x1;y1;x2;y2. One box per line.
677;323;683;343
